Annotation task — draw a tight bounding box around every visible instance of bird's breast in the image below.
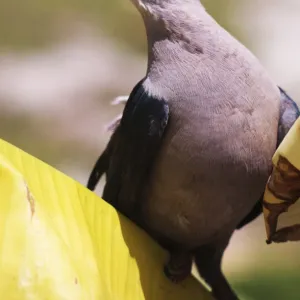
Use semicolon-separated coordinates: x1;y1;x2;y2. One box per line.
140;76;280;247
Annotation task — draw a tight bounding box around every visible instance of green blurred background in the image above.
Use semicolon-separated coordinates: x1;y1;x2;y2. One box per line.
0;0;299;299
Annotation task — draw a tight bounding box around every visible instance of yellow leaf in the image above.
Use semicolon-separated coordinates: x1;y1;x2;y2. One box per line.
0;138;212;300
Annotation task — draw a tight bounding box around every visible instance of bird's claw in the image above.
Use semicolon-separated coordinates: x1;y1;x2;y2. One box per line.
163;252;192;284
164;265;190;283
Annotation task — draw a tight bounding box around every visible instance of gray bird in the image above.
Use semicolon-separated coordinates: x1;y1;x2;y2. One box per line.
87;1;299;299
88;87;299;226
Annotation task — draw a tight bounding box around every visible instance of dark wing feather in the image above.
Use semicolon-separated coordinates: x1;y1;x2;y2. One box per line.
86;128;119;191
277;87;300;143
102;79;170;219
86;79;146;194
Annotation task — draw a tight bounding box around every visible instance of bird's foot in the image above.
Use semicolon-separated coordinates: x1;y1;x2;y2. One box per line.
164;251;192;283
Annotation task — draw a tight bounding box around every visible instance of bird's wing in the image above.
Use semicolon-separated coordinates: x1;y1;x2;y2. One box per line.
102;79;170;219
86;128;118;191
86;97;129;191
277;87;300;145
236;86;300;230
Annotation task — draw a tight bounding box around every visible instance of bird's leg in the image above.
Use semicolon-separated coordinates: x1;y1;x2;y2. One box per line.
194;236;239;300
164;250;193;283
145;234;193;284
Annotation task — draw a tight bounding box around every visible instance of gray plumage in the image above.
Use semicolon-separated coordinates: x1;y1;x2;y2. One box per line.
87;1;299;299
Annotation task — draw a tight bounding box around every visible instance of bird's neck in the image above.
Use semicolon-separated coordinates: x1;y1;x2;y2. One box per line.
141;2;216;78
141;0;207;36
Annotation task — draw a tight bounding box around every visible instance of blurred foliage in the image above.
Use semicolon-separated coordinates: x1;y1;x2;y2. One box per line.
0;0;142;52
232;271;300;300
0;112;78;166
0;0;250;53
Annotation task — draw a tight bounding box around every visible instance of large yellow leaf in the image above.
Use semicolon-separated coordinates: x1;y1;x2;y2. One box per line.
263;117;300;243
0;139;212;300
